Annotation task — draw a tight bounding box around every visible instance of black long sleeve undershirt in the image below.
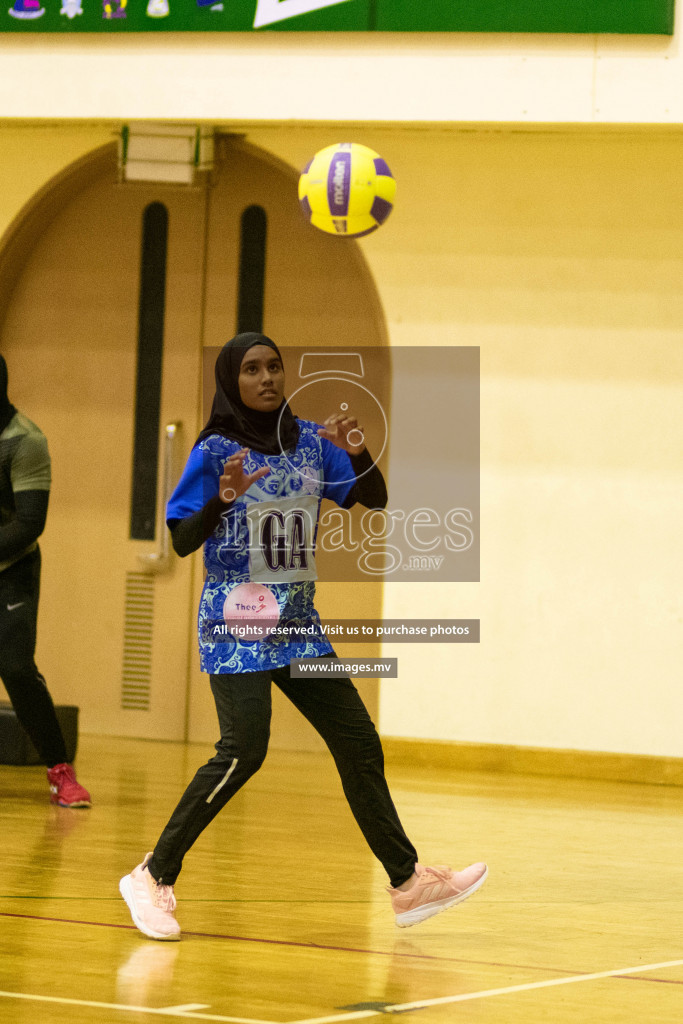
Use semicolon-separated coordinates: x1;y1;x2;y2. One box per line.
0;489;49;562
168;494;232;558
340;447;387;510
168;447;387;559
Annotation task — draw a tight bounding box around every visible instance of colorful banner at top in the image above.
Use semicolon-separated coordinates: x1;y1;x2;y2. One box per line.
0;0;675;34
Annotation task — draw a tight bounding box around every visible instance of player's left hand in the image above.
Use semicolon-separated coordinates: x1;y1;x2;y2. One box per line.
317;413;366;455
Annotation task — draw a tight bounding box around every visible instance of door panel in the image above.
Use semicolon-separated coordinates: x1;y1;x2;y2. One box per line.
188;137;388;749
0;157;206;740
0;136;388;751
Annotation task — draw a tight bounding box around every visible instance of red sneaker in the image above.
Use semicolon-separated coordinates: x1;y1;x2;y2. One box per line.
46;763;91;808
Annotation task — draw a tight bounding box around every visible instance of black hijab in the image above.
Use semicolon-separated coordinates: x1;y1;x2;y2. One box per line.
197;333;300;455
0;355;17;436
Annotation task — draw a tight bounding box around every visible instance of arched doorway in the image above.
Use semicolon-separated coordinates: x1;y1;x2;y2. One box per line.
0;133;389;749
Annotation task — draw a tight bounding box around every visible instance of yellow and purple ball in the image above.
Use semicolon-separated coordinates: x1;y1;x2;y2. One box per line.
298;142;396;238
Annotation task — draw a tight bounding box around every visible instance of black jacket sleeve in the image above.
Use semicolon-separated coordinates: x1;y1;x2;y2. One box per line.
168;494;234;558
0;489;49;562
340;448;387;510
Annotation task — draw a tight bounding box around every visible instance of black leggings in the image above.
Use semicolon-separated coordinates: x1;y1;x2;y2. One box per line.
0;548;67;768
149;661;418;888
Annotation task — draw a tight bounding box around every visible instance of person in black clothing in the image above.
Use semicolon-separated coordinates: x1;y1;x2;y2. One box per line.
119;334;486;940
0;354;90;807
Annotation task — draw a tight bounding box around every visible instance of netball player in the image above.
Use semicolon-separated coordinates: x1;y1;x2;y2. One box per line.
119;333;486;939
0;355;91;807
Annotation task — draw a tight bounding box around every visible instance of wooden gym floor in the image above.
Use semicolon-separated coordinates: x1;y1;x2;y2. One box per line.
0;734;681;1024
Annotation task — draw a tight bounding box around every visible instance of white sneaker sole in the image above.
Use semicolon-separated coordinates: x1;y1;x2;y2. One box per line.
119;874;181;941
395;865;489;928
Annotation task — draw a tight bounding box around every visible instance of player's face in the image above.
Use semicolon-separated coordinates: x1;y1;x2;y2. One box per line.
238;346;285;411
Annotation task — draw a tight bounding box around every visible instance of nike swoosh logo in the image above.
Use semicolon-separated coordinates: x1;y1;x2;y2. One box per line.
253;0;352;29
7;602;25;611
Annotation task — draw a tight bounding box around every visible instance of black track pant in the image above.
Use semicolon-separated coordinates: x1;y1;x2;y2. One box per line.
149;661;418;888
0;548;68;768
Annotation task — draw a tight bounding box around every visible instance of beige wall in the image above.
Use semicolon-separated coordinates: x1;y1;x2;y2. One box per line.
1;123;681;759
1;9;683;123
249;125;683;758
0;125;113;241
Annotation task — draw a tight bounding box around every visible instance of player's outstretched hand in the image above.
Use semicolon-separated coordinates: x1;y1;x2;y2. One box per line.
219;448;270;503
318;414;366;455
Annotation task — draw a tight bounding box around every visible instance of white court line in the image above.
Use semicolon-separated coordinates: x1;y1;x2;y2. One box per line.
3;957;682;1024
289;1014;376;1024
164;1007;212;1014
287;957;683;1024
0;990;277;1024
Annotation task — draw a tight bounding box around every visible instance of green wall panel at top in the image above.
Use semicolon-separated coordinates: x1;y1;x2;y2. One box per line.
0;0;674;35
376;1;675;35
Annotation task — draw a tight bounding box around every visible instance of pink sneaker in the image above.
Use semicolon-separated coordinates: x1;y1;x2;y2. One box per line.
388;861;488;928
46;763;91;808
119;853;181;941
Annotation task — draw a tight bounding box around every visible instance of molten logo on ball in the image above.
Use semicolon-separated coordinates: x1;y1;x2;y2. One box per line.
331;156;350;214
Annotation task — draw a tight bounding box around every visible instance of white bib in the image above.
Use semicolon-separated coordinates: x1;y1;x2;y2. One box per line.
246;495;319;584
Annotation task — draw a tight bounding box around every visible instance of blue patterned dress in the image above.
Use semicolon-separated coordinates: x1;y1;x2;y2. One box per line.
166;419;354;673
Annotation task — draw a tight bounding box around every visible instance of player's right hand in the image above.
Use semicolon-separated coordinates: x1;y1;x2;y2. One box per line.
219;448;270;503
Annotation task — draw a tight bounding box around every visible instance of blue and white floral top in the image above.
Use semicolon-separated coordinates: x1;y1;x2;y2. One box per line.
166;419;354;674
